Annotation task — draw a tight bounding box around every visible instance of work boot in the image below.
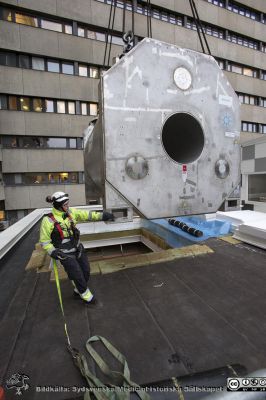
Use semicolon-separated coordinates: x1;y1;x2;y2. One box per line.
80;288;96;304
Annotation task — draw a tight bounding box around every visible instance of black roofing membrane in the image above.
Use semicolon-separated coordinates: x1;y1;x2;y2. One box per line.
0;237;266;399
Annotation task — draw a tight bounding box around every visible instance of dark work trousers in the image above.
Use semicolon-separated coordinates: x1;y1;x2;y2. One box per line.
61;250;90;294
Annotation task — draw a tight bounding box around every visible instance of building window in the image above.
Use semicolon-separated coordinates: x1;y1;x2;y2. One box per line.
68;101;75;115
79;65;88;76
62;62;74;75
64;24;73;34
19;54;30;69
89;103;98;116
0;95;7;110
231;65;242;74
41;19;62;32
15;13;38;27
8;96;17;110
47;60;60;73
241;122;258;133
45;99;54;113
69;138;77;148
1;94;98;116
78;27;85;37
248;175;266;202
57;101;66;114
19;97;30;111
32;57;45;70
81;102;88;115
260;125;266;134
1;9;12;22
89;67;99;78
0;51;17;67
3;171;81;185
33;98;43;112
2;135;82;149
47;138;67;148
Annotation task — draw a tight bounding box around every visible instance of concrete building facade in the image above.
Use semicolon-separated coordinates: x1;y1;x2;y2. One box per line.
241;135;266;212
0;0;265;223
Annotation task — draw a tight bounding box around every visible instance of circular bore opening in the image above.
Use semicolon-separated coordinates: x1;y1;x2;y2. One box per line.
162;112;204;164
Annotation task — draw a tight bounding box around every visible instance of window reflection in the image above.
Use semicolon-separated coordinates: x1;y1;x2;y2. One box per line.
57;101;65;114
68;102;75;115
32;57;45;70
15;13;37;26
79;65;88;76
89;103;98;116
33;98;43;112
2;9;12;22
8;96;17;110
20;97;30;111
65;24;72;34
47;60;60;73
41;19;62;32
45;99;54;113
62;63;74;74
1;136;83;149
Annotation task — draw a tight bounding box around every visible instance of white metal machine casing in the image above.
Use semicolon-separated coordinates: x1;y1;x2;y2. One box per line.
84;38;240;219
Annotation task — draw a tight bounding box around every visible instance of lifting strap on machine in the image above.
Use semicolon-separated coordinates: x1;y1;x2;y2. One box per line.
52;259;151;400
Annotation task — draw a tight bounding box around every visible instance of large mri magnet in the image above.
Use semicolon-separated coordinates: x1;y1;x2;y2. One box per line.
84;38;240;219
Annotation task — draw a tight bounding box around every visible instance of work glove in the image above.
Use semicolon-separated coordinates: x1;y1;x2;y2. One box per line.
50;249;68;261
102;211;115;221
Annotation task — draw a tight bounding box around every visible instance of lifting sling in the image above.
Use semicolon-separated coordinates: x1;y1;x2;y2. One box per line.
52;259;151;400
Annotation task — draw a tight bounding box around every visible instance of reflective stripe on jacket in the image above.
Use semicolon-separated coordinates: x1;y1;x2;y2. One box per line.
39;207;102;254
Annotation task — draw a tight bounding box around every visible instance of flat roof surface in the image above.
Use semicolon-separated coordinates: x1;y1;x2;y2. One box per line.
0;227;266;399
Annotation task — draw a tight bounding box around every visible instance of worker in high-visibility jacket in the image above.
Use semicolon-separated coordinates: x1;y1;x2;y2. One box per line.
39;192;114;304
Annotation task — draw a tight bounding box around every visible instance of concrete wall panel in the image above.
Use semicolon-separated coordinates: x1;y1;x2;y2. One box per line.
240;0;266;13
225;72;266;98
255;157;266;172
24;112;61;136
27;149;64;172
0;111;26;135
2;149;28;172
60;115;90;137
18;0;57;14
22;70;61;98
240;105;266;125
59;75;98;101
4;183;86;209
4;186;30;209
241;159;255;173
0;111;93;137
0;22;21;51
0;66;23;94
19;25;59;57
242;145;255;160
62;150;84;171
151;0;265;42
255;142;266;159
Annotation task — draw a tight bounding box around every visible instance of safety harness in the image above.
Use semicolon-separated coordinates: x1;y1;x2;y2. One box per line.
48;213;65;240
48;212;81;254
52;259;151;400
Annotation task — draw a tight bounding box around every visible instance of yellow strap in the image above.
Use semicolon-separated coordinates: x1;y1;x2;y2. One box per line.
172;377;185;400
53;259;72;347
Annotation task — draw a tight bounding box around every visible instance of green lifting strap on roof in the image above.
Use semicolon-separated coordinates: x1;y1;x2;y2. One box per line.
52;259;151;400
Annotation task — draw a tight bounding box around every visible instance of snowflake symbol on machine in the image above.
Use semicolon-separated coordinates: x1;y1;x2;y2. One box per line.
222;112;233;128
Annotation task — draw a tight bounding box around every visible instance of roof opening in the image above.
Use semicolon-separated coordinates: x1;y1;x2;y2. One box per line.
162;112;204;164
86;242;152;261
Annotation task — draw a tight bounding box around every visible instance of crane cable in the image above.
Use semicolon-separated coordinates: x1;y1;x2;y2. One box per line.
146;0;152;38
188;0;212;56
103;0;117;67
